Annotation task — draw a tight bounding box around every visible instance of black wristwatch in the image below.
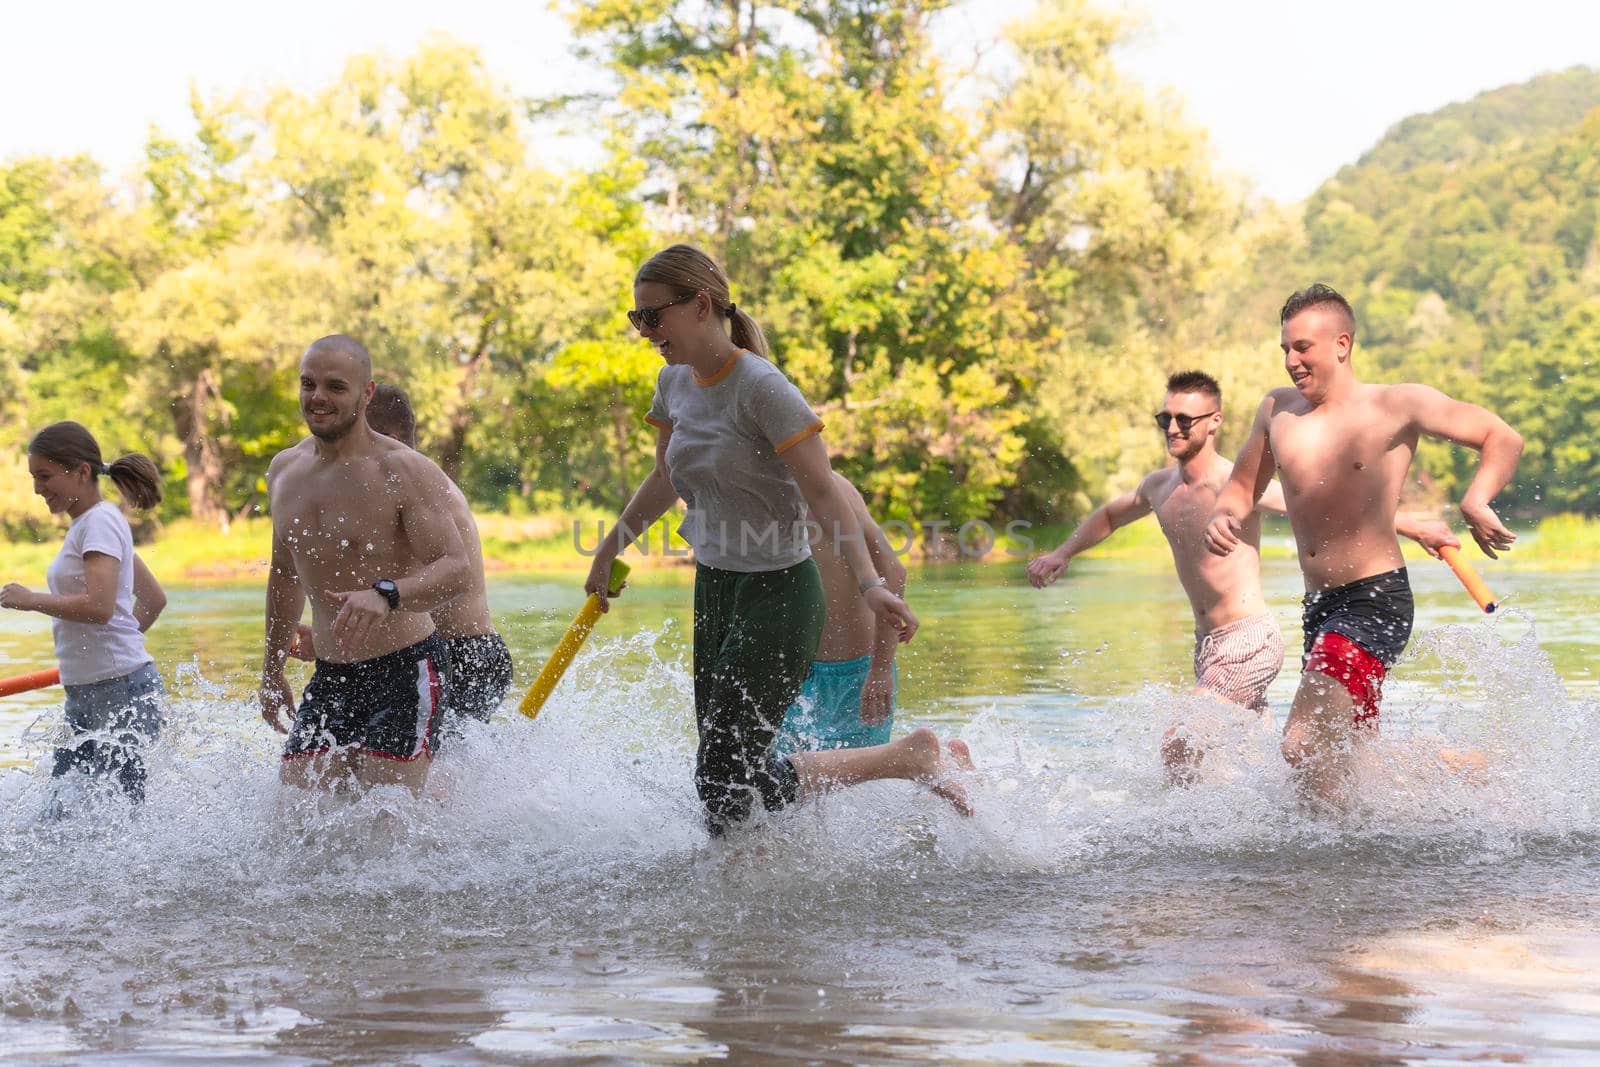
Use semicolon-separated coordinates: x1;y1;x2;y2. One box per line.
372;578;401;611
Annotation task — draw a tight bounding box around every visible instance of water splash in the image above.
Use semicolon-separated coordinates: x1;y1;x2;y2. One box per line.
0;613;1596;1061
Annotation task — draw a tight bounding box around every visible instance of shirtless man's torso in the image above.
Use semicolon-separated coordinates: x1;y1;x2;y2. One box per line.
259;336;471;795
1208;286;1521;805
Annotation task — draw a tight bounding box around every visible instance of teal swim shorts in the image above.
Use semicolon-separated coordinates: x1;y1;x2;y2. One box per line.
773;653;895;757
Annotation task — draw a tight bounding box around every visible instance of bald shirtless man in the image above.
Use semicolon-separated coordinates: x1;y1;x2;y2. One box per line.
1029;371;1450;780
1206;284;1522;805
773;473;906;756
259;335;471;795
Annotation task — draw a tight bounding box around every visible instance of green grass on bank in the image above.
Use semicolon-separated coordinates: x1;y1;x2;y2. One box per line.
3;511;1598;585
1503;512;1600;570
0;512;695;584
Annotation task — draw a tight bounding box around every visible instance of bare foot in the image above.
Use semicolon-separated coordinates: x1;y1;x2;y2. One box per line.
1161;726;1200;787
902;728;974;816
1436;746;1488;782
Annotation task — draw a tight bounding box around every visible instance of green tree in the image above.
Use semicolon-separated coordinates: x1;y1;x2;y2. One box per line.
119;242;344;524
1487;300;1600;511
571;0;1038;523
0;157;158;506
986;0;1269;514
260;37;647;497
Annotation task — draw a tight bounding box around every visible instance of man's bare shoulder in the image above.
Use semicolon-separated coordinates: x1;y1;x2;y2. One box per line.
377;439;452;490
1372;381;1447;412
1137;466;1179;503
1261;386;1304;412
442;478;478;535
831;470;869;508
266;437;316;485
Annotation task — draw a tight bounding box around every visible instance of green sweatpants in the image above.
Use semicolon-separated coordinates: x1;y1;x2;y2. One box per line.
692;558;826;834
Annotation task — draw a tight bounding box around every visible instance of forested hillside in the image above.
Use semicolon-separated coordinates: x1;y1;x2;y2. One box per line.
1299;67;1600;511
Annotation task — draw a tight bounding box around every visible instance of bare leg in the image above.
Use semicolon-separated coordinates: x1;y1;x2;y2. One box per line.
789;728;974;816
278;749;432;797
1435;747;1488;780
350;752;432;796
423;757;458;802
1163;686;1266;787
1281;671;1362;808
280;749;360;795
1161;726;1200;786
1162;686;1217;785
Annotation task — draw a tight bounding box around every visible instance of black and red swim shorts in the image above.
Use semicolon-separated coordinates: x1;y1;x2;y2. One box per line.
1301;568;1414;727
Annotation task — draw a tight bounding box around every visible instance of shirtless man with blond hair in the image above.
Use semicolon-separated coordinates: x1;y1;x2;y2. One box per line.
1029;370;1451;780
259;335;472;796
1206;284;1522;805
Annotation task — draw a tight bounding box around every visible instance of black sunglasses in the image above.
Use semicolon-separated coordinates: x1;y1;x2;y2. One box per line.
628;292;698;331
1154;410;1217;432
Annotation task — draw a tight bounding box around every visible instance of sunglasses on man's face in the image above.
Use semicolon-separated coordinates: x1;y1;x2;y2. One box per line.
628;292;698;332
1154;410;1217;433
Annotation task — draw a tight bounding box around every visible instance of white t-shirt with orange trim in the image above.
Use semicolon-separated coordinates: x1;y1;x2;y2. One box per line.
645;350;823;572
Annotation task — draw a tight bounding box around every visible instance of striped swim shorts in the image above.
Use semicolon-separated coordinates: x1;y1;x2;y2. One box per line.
1192;611;1285;713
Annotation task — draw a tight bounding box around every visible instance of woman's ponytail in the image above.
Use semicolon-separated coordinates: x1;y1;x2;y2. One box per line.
106;454;163;510
728;304;769;359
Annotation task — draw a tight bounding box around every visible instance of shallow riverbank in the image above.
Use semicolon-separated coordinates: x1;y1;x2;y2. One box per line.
2;558;1597;1063
4;511;1593;584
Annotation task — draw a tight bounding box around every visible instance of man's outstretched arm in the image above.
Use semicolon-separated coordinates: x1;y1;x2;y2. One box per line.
260;482;304;734
1027;480;1155;588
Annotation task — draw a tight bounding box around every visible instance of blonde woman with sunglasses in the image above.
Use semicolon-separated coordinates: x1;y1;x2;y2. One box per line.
587;245;974;835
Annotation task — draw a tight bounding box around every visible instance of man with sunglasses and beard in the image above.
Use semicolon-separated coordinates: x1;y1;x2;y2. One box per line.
259;335;471;798
1028;371;1451;782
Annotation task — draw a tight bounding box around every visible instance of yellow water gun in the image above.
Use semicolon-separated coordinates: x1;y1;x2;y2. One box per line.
517;559;631;719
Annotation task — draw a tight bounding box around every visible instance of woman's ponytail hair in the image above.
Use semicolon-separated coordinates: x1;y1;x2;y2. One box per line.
728;305;768;361
106;454;164;510
635;244;769;358
28;421;163;511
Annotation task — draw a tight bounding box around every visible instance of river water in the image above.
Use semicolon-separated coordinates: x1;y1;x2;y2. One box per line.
1;555;1597;1064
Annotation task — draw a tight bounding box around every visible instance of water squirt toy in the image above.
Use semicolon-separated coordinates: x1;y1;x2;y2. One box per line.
0;667;61;698
1439;545;1497;613
518;560;631;720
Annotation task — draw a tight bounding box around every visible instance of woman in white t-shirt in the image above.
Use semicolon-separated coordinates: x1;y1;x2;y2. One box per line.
583;245;976;835
1;422;168;803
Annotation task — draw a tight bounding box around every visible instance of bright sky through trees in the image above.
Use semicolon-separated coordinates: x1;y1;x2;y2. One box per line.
5;0;1598;201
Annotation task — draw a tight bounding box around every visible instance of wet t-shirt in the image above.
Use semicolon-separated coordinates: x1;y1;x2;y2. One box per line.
646;350;823;572
45;501;152;684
